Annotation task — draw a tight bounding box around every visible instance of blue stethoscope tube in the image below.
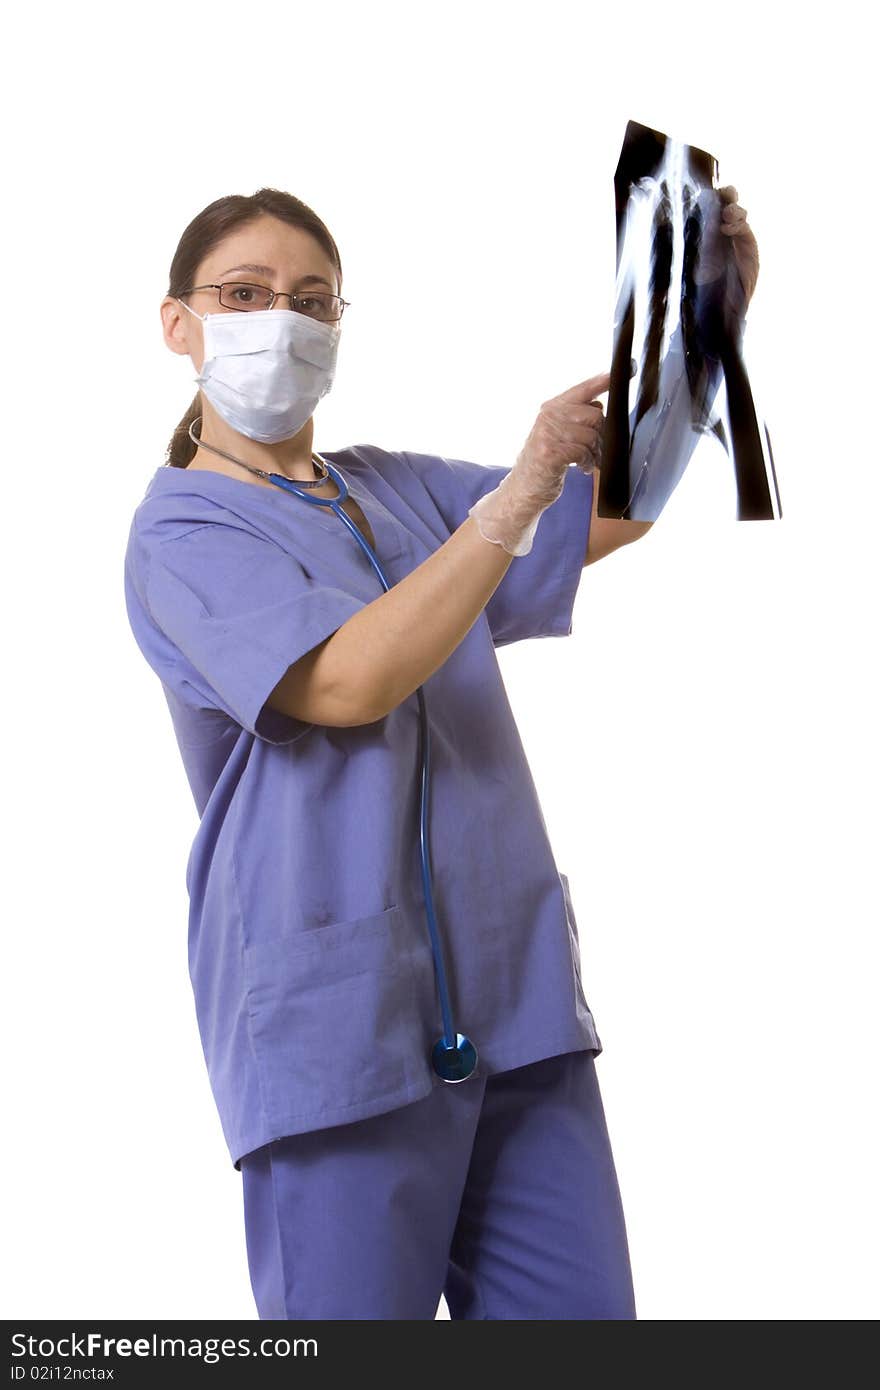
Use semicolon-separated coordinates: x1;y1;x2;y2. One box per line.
267;460;478;1084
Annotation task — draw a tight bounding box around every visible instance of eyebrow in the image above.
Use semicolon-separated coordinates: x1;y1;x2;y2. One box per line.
219;263;334;289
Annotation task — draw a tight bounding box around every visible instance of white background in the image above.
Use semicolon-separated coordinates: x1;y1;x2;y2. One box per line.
3;0;876;1322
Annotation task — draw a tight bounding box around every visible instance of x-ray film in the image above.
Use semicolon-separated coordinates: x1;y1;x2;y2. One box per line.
599;119;781;522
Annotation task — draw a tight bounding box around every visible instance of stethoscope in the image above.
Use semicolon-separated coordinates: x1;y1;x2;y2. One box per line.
187;419;478;1083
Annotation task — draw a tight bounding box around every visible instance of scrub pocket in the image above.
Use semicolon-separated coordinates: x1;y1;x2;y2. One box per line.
244;905;433;1135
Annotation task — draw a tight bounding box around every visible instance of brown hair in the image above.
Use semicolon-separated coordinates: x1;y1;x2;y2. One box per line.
163;187;343;468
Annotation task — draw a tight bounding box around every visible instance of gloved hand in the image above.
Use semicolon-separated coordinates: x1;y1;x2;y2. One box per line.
468;370;611;555
718;185;759;312
691;185;760;319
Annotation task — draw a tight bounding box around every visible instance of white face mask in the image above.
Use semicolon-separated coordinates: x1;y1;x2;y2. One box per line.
177;299;341;444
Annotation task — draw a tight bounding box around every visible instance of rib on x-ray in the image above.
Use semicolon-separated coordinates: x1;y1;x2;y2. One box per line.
599;119;782;522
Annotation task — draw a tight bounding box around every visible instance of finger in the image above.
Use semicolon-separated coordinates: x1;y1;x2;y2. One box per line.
546;416;602;450
543;413;603;456
556;370;612;404
536;408;597;458
575;437;600;468
718;184;739;203
549;400;605;433
566;402;605;425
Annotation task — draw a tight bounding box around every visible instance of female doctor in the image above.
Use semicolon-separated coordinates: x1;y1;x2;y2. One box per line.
124;185;758;1321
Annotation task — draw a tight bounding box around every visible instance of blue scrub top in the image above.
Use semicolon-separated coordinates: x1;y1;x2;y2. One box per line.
123;443;602;1170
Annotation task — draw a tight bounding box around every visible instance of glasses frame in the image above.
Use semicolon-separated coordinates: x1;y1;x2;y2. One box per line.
180;282;351;321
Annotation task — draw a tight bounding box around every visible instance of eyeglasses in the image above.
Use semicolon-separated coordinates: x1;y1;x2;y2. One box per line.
180;282;350;322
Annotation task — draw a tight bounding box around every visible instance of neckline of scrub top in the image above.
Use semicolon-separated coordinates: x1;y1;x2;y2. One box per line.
148;457;406;563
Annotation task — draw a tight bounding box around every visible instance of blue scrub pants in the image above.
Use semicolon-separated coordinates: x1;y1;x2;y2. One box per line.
239;1049;637;1320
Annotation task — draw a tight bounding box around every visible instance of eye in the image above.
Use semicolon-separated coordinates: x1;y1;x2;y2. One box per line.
222;282;272;309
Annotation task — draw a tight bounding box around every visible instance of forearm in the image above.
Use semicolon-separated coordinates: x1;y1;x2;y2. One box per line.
322;515;515;722
585;468;653;565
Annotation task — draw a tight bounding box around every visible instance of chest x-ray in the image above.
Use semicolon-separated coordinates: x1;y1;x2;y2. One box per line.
600;119;782;522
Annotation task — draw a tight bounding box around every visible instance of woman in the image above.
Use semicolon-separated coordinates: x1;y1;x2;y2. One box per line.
123;185;758;1320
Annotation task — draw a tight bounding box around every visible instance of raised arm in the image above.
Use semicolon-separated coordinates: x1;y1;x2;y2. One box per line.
267;510;515;726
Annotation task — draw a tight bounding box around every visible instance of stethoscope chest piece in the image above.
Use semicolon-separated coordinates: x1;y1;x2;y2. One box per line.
432;1033;478;1082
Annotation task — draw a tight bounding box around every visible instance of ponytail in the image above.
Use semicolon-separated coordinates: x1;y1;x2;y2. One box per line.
165;392;201;468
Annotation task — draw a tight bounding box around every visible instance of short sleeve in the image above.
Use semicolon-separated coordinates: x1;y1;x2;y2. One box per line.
397;450;593;647
140;523;368;745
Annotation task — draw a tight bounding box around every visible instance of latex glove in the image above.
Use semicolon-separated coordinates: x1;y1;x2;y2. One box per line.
693;185;760;320
718;185;760;312
468;370;611;556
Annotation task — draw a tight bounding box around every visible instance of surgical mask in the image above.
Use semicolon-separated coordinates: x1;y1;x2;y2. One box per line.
177;299;341;443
